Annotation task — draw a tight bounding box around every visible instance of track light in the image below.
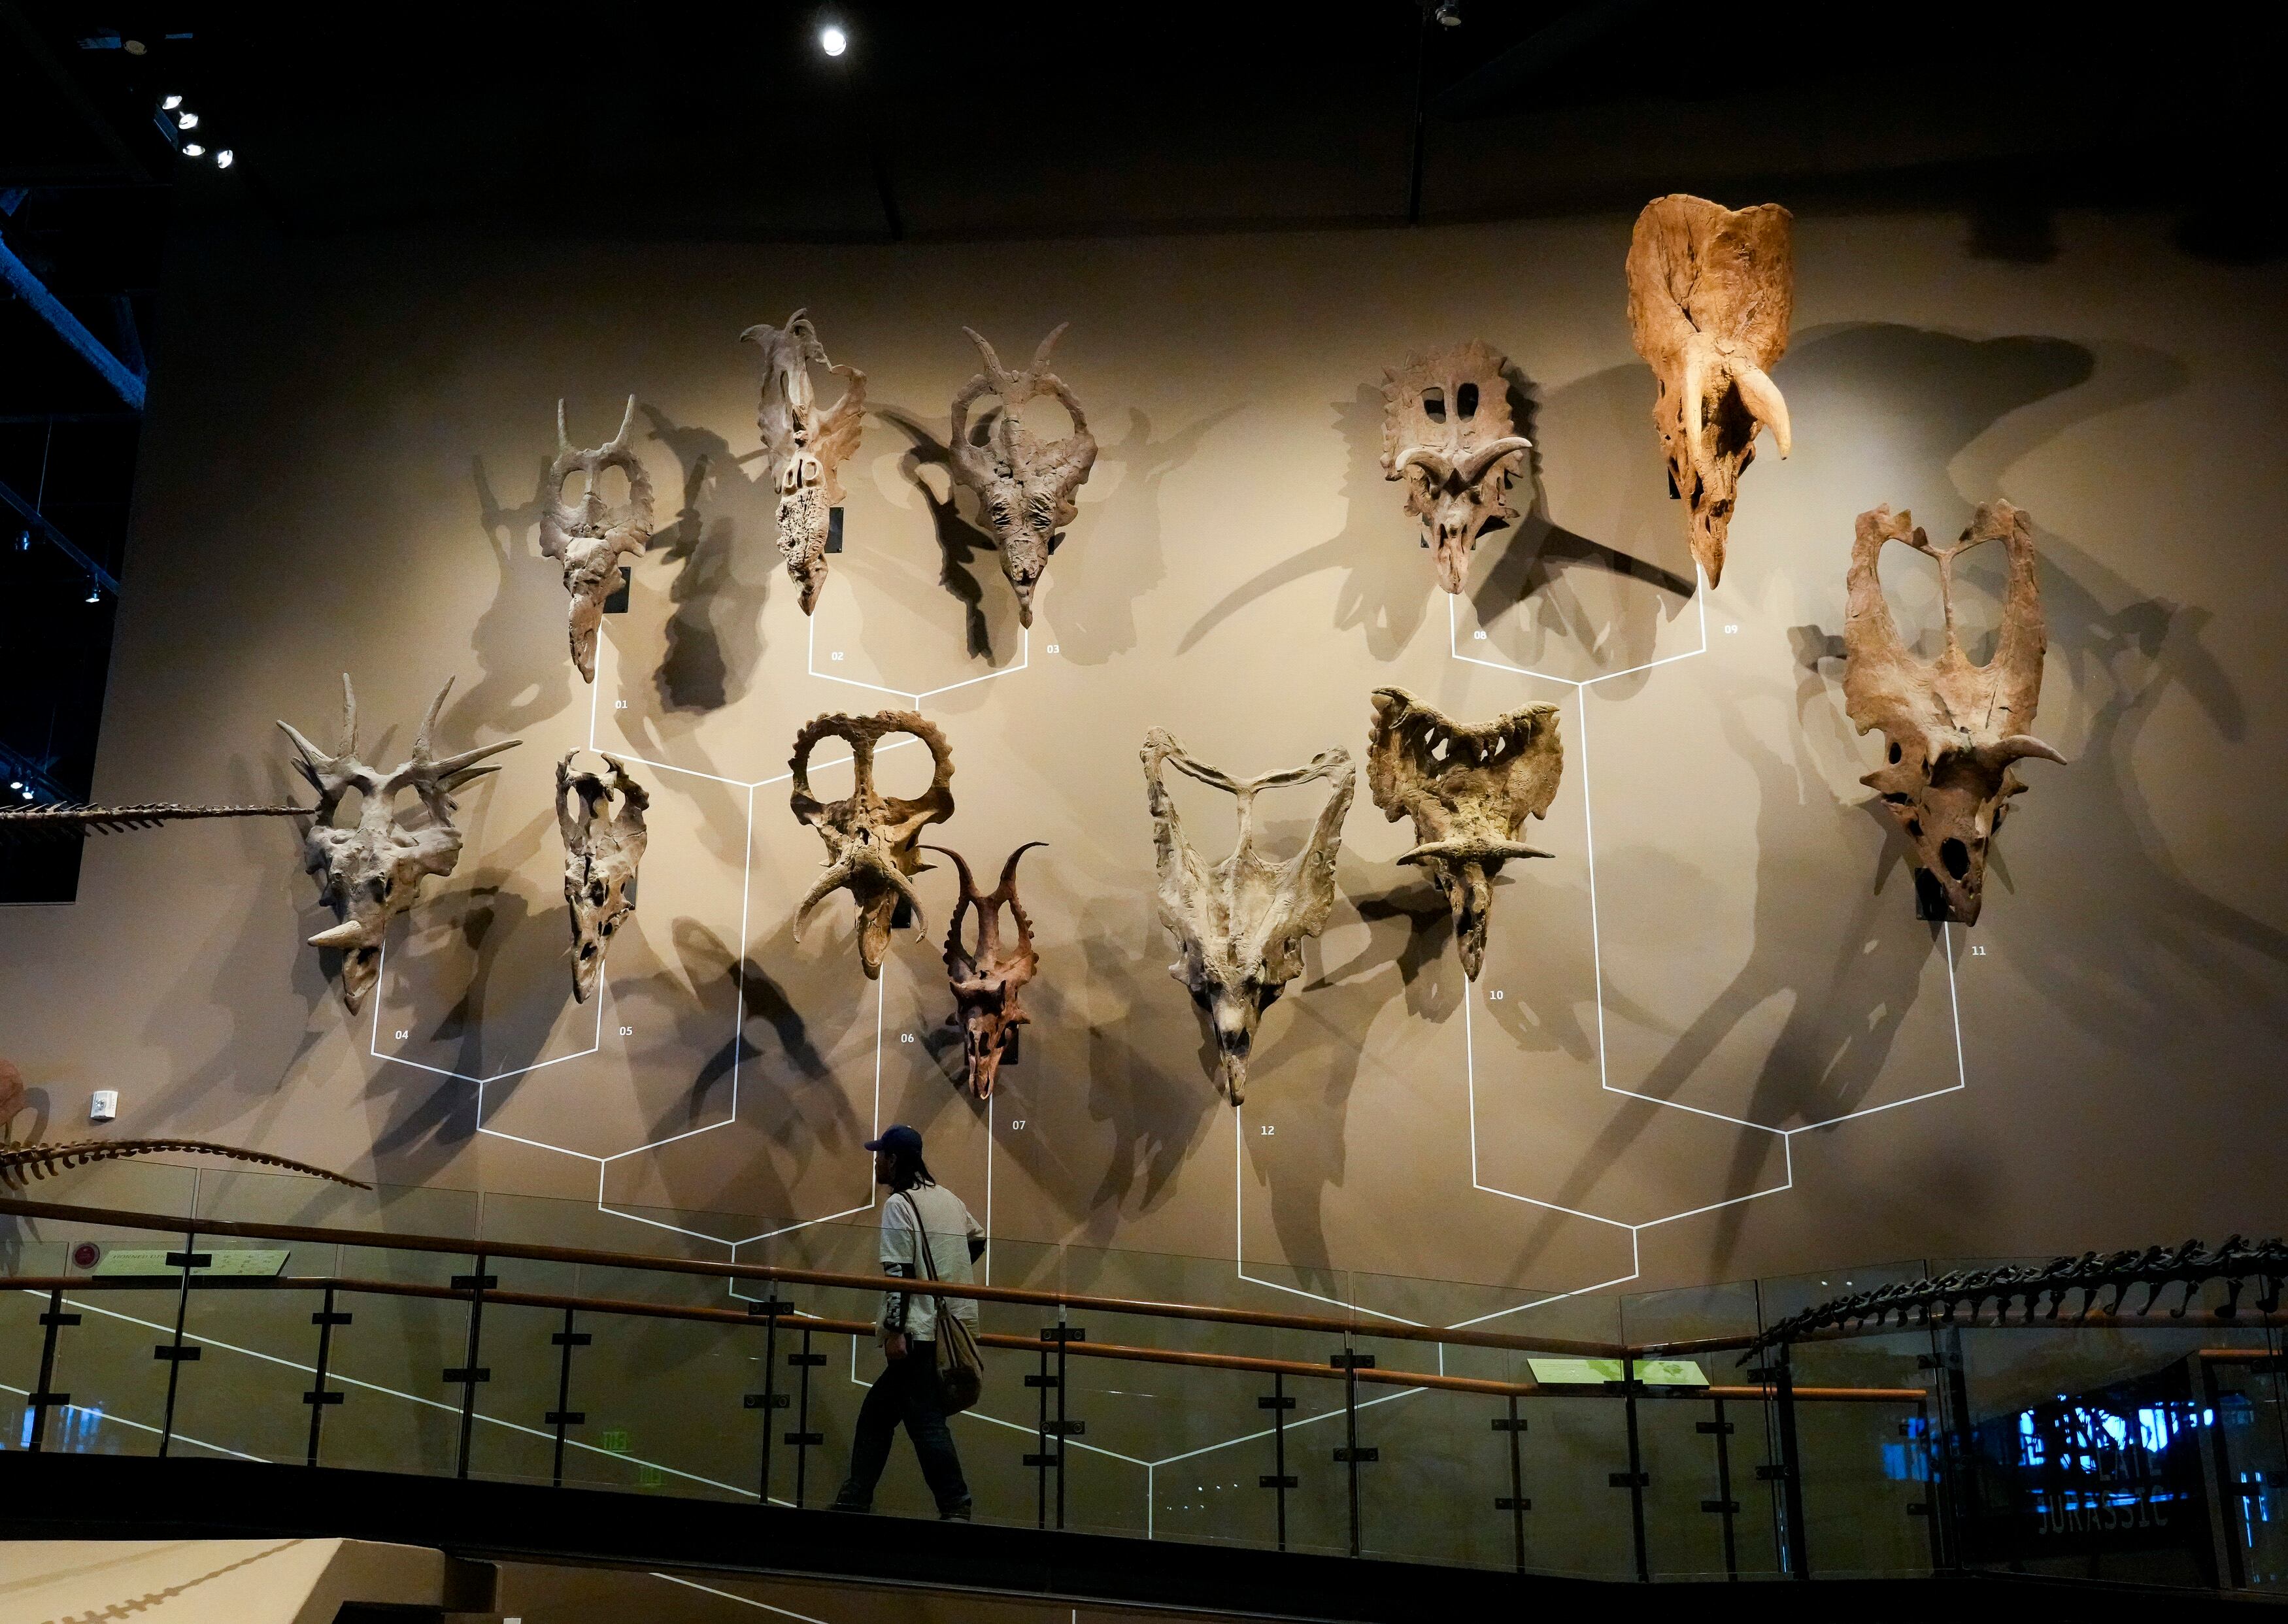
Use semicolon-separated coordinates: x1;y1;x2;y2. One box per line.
216;149;234;169
7;782;20;791
84;582;101;603
818;22;847;56
18;789;31;801
161;93;182;110
182;143;204;157
176;110;199;130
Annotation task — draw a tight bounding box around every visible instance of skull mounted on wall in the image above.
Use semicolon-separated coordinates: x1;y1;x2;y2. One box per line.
278;675;519;1013
1626;194;1794;588
789;710;956;978
742;308;867;615
946;325;1098;627
540;397;654;682
1843;501;2066;925
922;841;1045;1100
1366;687;1562;980
556;751;649;1004
1143;728;1354;1104
1379;341;1532;595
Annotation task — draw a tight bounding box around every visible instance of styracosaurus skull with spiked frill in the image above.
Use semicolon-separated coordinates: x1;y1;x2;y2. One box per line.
946;325;1097;627
922;841;1045;1100
1366;688;1562;980
742;309;867;615
789;711;955;978
539;396;654;682
556;751;649;1004
1380;342;1532;595
278;675;519;1013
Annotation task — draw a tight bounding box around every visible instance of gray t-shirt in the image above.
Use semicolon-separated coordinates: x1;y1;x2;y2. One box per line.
879;1182;983;1344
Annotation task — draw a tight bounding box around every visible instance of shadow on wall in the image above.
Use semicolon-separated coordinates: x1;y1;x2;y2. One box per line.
874;407;1008;663
460;454;580;740
639;408;775;716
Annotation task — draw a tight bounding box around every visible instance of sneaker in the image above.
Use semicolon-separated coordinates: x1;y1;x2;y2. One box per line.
938;1501;973;1522
826;1499;871;1514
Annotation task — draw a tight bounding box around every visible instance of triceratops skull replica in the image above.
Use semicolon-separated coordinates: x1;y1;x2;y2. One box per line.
556;751;650;1004
789;710;956;978
1379;341;1532;594
1625;193;1794;589
279;675;520;1014
540;396;654;682
920;841;1045;1101
1143;729;1355;1104
946;325;1097;627
1365;688;1563;981
743;308;867;615
1843;501;2066;925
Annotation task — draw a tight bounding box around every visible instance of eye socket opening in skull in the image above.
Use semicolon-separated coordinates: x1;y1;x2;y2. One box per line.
1420;386;1445;423
1455;382;1479;418
1939;837;1972;880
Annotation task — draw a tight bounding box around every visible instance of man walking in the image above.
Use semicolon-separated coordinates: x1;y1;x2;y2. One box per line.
831;1123;985;1520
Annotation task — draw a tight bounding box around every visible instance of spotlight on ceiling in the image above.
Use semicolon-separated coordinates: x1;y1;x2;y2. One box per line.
818;22;848;57
7;782;20;791
84;582;101;603
161;93;182;110
216;149;234;169
1432;0;1462;22
18;789;31;801
182;142;204;157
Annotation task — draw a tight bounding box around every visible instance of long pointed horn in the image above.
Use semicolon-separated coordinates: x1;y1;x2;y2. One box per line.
1991;734;2068;768
960;327;1008;388
1735;363;1791;457
792;857;856;940
1030;323;1069;374
1681;344;1708;470
605;393;637;454
1392;446;1456;485
1456;436;1532;485
337;672;358;755
1399;837;1553;866
412;678;455;763
556;400;572;456
996;839;1046;897
307;920;367;950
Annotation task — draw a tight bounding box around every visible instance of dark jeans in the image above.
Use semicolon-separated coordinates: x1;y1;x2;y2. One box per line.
833;1340;970;1514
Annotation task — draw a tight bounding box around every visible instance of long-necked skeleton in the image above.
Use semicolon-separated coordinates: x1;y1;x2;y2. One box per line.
946;325;1097;627
789;711;956;978
556;751;649;1004
742;309;867;614
922;841;1045;1100
1380;341;1532;595
540;396;653;681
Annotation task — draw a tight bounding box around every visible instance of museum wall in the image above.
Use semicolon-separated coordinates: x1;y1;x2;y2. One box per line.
1;206;2282;1308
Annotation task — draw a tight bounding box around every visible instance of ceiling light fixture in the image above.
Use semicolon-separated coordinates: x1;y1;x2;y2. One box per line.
818;22;848;57
176;110;199;129
161;93;182;110
7;782;20;791
216;149;234;169
84;582;101;603
182;143;204;157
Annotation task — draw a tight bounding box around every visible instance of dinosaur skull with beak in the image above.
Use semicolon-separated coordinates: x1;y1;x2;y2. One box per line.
1380;341;1532;594
278;675;520;1013
1366;688;1562;980
539;396;653;681
923;841;1045;1100
789;710;955;978
556;751;649;1004
1626;194;1794;588
741;308;867;614
1843;501;2066;925
946;325;1098;627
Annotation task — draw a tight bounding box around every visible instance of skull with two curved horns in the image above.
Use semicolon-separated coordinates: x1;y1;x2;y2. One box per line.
278;675;520;1014
922;841;1045;1101
556;751;649;1004
946;325;1098;627
1843;501;2066;925
540;396;654;681
742;308;867;615
789;711;955;978
1380;341;1532;595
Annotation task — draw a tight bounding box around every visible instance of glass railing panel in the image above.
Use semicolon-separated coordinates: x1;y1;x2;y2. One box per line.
2207;1331;2288;1591
1783;1327;1938;1577
1611;1276;1772;1577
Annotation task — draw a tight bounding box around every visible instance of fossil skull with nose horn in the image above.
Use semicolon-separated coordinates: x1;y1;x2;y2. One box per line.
788;711;955;978
540;396;654;681
743;308;866;615
923;840;1045;1101
1380;341;1532;594
945;324;1097;627
556;751;649;1004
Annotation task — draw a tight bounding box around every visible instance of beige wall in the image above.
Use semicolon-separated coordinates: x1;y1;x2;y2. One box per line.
2;208;2282;1305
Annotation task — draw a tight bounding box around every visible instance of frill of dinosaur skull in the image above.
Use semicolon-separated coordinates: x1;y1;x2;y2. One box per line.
539;397;653;682
1379;341;1532;596
788;710;955;978
744;310;867;616
558;751;650;1004
947;325;1098;629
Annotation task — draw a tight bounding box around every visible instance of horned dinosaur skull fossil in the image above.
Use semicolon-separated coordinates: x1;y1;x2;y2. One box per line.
742;308;867;615
789;710;956;978
1380;342;1532;594
1843;501;2066;925
946;325;1097;627
1143;729;1354;1104
1365;688;1562;980
557;751;649;1004
921;841;1045;1101
278;675;520;1014
539;396;654;682
1625;194;1794;589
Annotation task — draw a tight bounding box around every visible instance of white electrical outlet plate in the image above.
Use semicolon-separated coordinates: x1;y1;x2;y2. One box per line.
89;1089;118;1123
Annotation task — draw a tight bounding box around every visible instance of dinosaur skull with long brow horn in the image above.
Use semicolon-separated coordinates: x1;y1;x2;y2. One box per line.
1366;688;1562;980
556;751;649;1004
788;710;955;978
1626;194;1794;588
922;841;1045;1100
946;324;1098;627
539;396;654;681
278;675;520;1013
1843;501;2066;925
1144;729;1354;1105
1380;341;1532;595
742;308;867;614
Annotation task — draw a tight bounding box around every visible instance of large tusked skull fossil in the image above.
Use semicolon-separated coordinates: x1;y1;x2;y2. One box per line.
540;397;654;682
1366;688;1562;980
789;710;956;978
279;676;519;1013
1143;729;1354;1104
556;751;649;1004
1380;341;1532;594
922;841;1045;1101
1626;194;1794;588
742;308;867;615
946;325;1097;627
1843;501;2066;925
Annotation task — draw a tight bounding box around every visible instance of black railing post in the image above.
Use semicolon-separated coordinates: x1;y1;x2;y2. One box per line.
547;1306;590;1489
743;1295;794;1502
1329;1346;1377;1557
1931;1323;1976;1569
27;1284;78;1453
2198;1351;2248;1591
303;1285;350;1467
1493;1394;1530;1573
1908;1399;1942;1570
1258;1372;1296;1550
1026;1335;1056;1527
445;1252;495;1480
1698;1395;1739;1580
154;1228;210;1457
1767;1345;1811;1580
787;1325;826;1508
1609;1356;1650;1581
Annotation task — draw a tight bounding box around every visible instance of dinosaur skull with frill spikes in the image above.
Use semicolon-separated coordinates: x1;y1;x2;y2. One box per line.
1380;341;1532;594
788;710;955;978
741;308;866;615
556;751;649;1004
923;840;1045;1100
945;324;1097;627
539;396;653;681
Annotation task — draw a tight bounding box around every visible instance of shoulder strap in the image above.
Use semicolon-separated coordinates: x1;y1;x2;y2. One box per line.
901;1191;945;1282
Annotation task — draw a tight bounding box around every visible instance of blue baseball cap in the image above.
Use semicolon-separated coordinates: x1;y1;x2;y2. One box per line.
864;1124;924;1157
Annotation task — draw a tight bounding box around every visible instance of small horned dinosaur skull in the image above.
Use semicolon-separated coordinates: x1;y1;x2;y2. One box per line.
278;675;520;1014
1626;194;1794;589
1366;688;1562;981
540;396;654;682
742;308;867;615
946;325;1098;627
1143;729;1354;1104
789;710;956;978
1843;501;2066;925
921;841;1045;1101
1380;342;1532;594
556;751;649;1004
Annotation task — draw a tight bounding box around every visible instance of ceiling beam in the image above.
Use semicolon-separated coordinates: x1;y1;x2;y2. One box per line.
0;233;146;412
0;476;122;595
